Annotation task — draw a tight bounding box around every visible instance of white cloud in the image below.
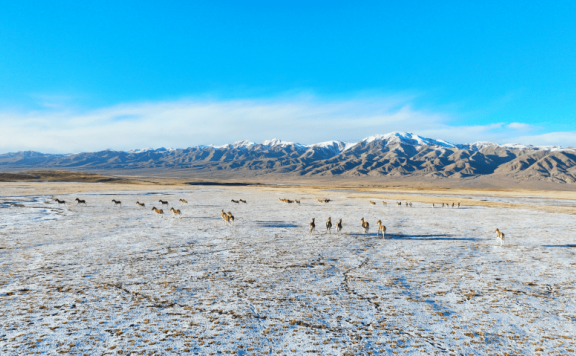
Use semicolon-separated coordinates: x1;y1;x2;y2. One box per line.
0;97;572;153
507;122;533;130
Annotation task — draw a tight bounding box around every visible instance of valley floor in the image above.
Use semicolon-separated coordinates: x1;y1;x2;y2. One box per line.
0;183;575;355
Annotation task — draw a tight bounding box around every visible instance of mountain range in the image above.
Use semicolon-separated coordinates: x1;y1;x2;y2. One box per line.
2;132;576;184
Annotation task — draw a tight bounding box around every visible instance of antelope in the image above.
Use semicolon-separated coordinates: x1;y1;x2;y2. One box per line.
324;199;331;203
221;209;228;222
75;198;87;206
442;203;445;208
112;199;122;206
317;199;324;204
227;212;235;224
433;203;435;207
151;207;164;217
170;207;182;218
294;200;300;204
179;199;188;204
397;202;401;206
495;228;505;246
452;203;455;208
231;200;240;204
159;200;169;207
369;201;376;205
286;200;294;204
240;199;247;204
55;199;66;205
280;198;287;203
136;201;146;207
376;220;386;238
309;218;316;235
336;219;343;234
360;218;370;234
382;201;387;206
458;202;461;208
409;202;413;207
326;217;332;234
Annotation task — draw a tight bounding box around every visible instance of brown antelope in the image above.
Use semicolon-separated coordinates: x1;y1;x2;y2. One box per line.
179;199;188;204
495;228;505;246
75;198;87;206
240;199;247;204
170;207;182;218
112;199;122;206
159;200;169;207
317;199;324;204
336;219;343;234
360;218;369;234
458;202;461;208
280;198;288;203
396;202;401;206
376;220;386;238
151;207;164;217
442;203;445;208
326;217;332;234
221;209;228;222
382;201;387;206
55;199;66;205
136;201;145;207
294;200;300;204
369;201;376;205
409;202;412;207
452;203;455;208
309;218;316;235
231;200;240;204
227;212;235;224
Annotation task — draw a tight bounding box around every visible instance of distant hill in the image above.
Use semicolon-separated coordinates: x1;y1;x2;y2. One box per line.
2;132;576;184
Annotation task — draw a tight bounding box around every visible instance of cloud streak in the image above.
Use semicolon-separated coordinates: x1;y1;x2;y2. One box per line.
0;96;572;153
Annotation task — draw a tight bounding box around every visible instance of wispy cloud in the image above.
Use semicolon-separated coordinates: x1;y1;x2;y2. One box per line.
0;96;570;153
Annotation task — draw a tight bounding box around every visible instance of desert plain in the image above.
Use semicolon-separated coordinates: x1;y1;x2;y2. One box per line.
1;179;576;355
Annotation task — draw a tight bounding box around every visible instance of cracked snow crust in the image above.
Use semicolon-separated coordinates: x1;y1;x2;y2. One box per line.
1;187;575;355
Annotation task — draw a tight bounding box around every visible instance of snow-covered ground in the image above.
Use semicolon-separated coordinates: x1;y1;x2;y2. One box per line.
1;186;575;355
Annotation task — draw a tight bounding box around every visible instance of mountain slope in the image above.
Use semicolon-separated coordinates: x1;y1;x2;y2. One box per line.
2;132;576;183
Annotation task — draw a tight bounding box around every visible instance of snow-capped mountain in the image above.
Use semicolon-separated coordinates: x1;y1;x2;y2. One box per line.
2;132;576;183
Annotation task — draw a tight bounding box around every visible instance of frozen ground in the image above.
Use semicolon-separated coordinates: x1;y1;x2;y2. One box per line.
1;186;575;355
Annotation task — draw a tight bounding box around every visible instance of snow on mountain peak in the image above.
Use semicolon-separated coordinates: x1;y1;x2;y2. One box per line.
361;132;457;148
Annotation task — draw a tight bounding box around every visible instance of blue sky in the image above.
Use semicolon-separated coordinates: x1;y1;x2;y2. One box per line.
1;1;575;152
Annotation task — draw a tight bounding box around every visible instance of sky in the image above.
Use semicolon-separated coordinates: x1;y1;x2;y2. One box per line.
1;0;575;153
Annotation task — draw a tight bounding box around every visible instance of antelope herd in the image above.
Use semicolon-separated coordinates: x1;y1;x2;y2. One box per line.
49;195;506;245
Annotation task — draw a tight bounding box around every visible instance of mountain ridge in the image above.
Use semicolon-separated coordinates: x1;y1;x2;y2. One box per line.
2;132;576;184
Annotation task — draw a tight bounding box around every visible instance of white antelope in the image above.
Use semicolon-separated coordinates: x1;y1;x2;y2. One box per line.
309;218;316;235
376;220;386;238
361;218;370;234
495;228;505;246
170;207;182;218
326;217;332;234
151;207;164;218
